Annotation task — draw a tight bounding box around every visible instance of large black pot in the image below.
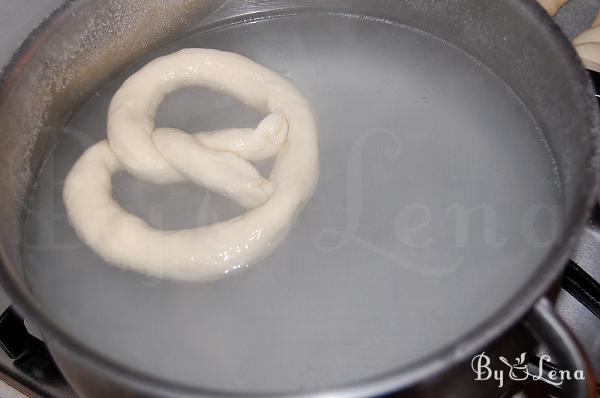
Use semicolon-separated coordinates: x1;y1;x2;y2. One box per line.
0;0;598;397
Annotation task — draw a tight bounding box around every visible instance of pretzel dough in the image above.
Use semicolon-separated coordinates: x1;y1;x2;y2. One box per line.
63;49;319;281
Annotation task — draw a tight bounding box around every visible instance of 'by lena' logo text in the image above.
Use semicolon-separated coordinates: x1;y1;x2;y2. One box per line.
471;352;585;388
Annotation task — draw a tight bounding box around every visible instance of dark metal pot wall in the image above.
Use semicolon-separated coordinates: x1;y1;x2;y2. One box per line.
46;323;529;398
0;0;598;397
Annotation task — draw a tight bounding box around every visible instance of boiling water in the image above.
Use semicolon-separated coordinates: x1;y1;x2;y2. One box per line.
23;13;562;393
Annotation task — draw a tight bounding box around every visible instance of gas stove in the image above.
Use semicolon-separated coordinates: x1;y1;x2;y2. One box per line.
0;1;599;397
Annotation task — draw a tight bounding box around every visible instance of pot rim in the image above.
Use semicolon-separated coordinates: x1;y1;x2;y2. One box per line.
0;0;598;397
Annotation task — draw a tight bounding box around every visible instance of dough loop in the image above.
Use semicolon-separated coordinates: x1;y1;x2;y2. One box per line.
63;49;319;281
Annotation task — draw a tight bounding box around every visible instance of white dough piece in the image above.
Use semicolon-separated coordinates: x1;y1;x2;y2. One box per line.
63;49;319;281
572;42;600;72
153;128;274;209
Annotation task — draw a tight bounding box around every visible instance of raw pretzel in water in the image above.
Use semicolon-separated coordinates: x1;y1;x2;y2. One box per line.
63;49;319;281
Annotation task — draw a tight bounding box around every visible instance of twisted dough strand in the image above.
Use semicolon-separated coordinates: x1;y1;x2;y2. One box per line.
64;49;319;281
